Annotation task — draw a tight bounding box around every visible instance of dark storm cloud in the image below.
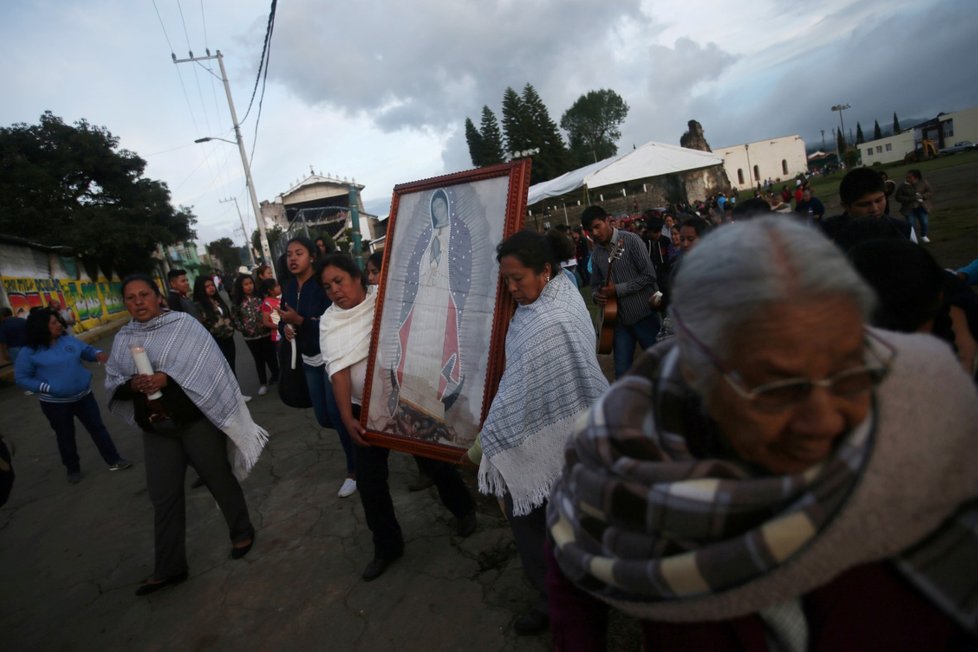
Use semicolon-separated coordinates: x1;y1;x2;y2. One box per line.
270;0;645;131
678;1;978;149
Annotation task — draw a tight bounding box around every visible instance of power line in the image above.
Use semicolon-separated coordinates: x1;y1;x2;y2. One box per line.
239;0;277;126
247;0;277;164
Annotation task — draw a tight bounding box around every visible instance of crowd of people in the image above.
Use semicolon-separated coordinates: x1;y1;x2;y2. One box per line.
5;163;977;647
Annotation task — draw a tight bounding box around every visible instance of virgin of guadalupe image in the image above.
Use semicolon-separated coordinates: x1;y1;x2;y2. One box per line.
388;188;472;442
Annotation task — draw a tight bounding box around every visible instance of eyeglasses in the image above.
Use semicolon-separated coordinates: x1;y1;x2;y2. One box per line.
671;308;896;412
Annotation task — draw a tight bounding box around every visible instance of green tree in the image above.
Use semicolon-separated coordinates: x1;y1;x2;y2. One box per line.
478;106;505;165
519;84;570;183
893;112;901;133
0;112;196;275
501;86;534;156
855;122;865;144
560;89;629;166
464;117;486;167
836;129;847;156
207;237;242;274
873;120;883;140
251;224;284;258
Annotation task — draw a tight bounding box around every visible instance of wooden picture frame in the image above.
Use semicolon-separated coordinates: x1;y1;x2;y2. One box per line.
361;160;531;462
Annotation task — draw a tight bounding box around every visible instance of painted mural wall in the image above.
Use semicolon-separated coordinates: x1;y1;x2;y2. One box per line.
0;276;128;333
0;241;165;334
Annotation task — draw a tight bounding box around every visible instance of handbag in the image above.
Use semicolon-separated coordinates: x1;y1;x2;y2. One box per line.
277;339;312;409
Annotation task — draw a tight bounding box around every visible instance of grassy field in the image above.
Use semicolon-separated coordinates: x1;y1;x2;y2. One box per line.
790;151;978;269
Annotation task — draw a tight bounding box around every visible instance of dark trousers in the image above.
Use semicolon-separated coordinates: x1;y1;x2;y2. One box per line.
505;494;549;615
355;430;474;559
214;336;236;374
244;337;279;385
40;393;122;473
303;363;356;475
613;312;661;379
142;418;253;579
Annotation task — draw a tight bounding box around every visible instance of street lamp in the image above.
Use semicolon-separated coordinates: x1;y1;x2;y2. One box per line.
831;103;851;148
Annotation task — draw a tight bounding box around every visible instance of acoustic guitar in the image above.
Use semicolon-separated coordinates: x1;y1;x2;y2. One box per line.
596;238;625;354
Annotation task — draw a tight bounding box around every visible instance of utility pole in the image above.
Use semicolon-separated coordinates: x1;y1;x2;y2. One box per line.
220;197;256;266
174;49;274;277
348;182;363;261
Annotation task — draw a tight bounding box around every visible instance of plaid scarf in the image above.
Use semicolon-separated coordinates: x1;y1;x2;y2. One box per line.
105;311;268;480
548;342;978;634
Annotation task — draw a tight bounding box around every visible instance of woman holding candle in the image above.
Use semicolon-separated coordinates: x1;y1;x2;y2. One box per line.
106;274;267;596
14;308;131;484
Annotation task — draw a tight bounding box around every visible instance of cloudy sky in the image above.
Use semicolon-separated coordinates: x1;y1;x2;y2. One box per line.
3;0;976;247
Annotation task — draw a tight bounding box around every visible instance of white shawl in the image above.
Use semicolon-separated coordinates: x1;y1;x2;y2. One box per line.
320;286;377;378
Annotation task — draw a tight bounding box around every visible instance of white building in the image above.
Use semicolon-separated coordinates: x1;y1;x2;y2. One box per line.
260;172;384;254
914;105;978;150
859;130;915;165
714;135;808;190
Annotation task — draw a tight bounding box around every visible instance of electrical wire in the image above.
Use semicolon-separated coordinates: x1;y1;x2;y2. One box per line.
152;0;199;133
239;0;277;126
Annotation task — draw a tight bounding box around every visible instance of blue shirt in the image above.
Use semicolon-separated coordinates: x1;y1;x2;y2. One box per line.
14;335;102;402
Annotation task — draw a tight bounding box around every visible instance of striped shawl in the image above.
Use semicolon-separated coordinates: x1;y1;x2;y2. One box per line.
105;311;268;480
478;272;608;516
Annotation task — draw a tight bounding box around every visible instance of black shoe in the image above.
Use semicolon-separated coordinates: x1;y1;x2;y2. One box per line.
135;571;189;596
362;551;402;582
67;471;82;484
191;476;206;489
514;611;549;636
456;511;477;538
230;534;255;560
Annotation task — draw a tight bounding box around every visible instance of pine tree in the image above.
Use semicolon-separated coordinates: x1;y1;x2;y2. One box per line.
479;106;505;165
501;86;533;156
856;122;865;144
874;120;883;140
520;83;570;183
893;112;901;133
464;117;485;167
836;129;847;155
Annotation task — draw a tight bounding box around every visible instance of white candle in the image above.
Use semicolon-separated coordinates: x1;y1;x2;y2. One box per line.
130;345;163;400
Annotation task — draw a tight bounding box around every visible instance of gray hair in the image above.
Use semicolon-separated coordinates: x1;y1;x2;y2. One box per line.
671;216;877;397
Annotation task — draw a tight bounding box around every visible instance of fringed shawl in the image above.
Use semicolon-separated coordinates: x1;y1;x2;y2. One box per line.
478;272;608;516
105;311;268;480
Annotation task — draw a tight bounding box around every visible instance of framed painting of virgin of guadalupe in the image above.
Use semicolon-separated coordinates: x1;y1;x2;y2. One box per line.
361;160;531;462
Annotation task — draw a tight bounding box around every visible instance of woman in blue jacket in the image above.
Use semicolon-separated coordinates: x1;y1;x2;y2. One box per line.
278;237;357;498
15;308;131;483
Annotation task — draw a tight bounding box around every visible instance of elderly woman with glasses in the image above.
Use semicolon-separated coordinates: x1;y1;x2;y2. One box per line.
546;217;978;651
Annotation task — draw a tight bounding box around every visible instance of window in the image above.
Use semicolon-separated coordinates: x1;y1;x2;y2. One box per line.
943;121;954;138
781;159;788;175
737;169;744;185
876;146;882;153
753;165;759;182
866;148;873;157
885;144;892;152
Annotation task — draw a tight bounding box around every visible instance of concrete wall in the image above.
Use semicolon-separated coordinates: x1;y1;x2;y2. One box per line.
941;106;978;144
715;135;808;189
860;130;915;165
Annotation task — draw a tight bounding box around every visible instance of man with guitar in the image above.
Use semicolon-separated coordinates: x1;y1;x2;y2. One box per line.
582;205;660;379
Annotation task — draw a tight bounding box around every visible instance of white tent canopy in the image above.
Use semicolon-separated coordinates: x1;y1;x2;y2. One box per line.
527;141;723;206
